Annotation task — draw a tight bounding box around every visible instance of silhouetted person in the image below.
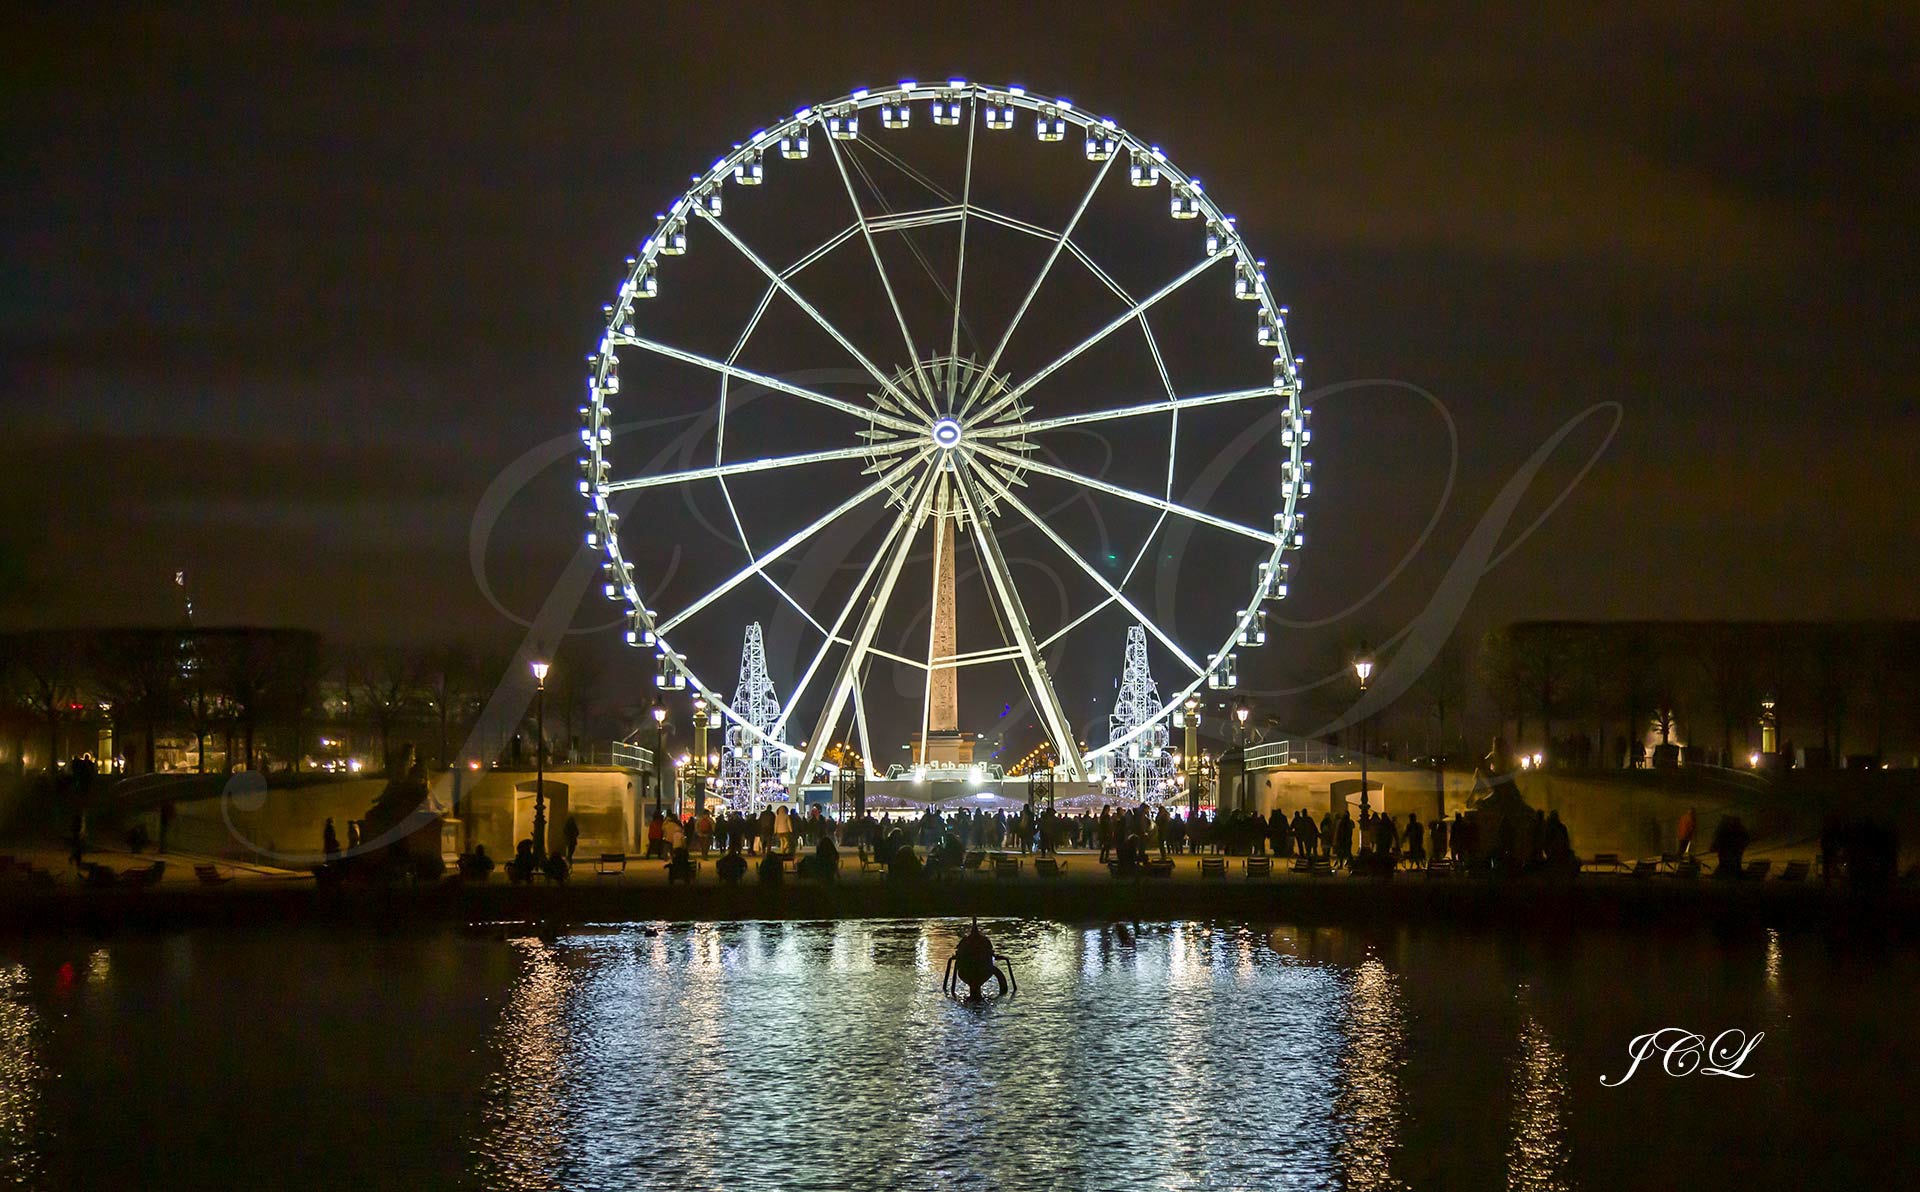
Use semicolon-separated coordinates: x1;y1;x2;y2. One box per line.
1405;814;1425;867
717;842;747;884
1710;815;1750;879
563;814;580;862
758;848;785;885
667;844;695;884
323;818;341;861
510;838;536;883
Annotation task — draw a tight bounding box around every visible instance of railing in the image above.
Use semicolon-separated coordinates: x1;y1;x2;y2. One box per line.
607;742;656;771
1243;738;1357;770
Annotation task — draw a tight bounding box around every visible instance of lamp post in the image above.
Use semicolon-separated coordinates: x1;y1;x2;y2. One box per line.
691;695;720;815
1234;699;1251;814
1182;694;1202;818
531;660;550;861
650;694;668;822
1353;646;1374;818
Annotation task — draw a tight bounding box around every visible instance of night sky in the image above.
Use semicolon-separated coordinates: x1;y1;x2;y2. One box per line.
5;5;1917;741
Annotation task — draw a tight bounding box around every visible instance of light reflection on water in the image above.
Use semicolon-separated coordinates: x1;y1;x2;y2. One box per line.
3;919;1918;1189
1;963;45;1186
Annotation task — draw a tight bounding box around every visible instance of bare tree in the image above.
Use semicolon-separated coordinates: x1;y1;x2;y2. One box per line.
345;645;424;775
92;630;181;774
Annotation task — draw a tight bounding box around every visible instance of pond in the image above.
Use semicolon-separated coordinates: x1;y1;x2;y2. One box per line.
2;918;1911;1189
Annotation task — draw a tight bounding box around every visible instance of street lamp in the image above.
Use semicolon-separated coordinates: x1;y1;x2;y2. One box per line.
1233;699;1251;812
531;660;550;861
650;694;669;821
691;695;714;815
1182;694;1202;817
1353;646;1373;818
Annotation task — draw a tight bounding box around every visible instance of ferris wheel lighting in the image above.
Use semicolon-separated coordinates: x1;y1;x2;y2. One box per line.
590;83;1306;784
1171;181;1201;219
1235;260;1264;299
1129;147;1160;186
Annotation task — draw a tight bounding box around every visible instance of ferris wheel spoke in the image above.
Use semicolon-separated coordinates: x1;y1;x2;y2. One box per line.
820;128;934;406
770;462;935;740
612;332;922;437
656;448;932;636
792;462;943;782
605;441;915;494
960;153;1119;418
965;456;1206;677
971;385;1285;439
947;94;978;402
949;464;1088;780
969;250;1231;426
970;440;1276;547
695;214;926;416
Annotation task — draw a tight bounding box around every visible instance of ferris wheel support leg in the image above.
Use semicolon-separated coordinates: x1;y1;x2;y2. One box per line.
769;468;928;742
950;462;1087;782
850;679;878;781
792;467;940;786
970;461;1205;678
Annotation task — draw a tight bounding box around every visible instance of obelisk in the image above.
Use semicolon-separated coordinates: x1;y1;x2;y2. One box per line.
919;479;970;765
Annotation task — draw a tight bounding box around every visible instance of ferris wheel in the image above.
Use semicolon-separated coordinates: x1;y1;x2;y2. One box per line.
579;81;1310;788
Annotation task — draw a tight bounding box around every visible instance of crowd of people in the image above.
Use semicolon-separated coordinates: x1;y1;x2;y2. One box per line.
626;799;1586;877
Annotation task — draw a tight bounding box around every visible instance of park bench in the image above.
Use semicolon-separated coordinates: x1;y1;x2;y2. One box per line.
1034;857;1066;879
1583;852;1624;873
1199;857;1227;879
1777;860;1810;883
1671;858;1701;879
120;861;166;890
193;863;232;886
1629;859;1658;878
1743;859;1773;881
858;848;884;874
992;856;1022;879
1423;858;1451;879
964;851;989;873
666;858;701;885
1144;858;1175;880
594;853;627;877
1244;856;1272;879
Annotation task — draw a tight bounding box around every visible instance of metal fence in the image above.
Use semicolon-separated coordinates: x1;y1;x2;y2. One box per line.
1243;738;1356;770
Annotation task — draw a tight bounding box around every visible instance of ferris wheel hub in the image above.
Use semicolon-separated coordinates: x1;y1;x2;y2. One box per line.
930;417;963;449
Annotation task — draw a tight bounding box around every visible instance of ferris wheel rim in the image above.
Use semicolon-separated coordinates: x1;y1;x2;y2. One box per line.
580;81;1310;780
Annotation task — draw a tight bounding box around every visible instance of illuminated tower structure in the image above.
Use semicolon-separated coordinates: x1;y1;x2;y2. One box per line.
913;476;973;766
717;623;786;810
1108;626;1177;803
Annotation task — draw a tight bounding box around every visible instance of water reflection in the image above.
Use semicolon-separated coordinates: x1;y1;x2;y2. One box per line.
1;963;45;1186
473;939;576;1189
1509;995;1571;1192
2;920;1907;1189
1338;955;1408;1190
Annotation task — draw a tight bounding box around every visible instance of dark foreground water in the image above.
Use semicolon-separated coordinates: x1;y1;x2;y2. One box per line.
2;918;1914;1190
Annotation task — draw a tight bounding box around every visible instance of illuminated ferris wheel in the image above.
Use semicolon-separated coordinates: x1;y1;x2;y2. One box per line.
578;81;1310;785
